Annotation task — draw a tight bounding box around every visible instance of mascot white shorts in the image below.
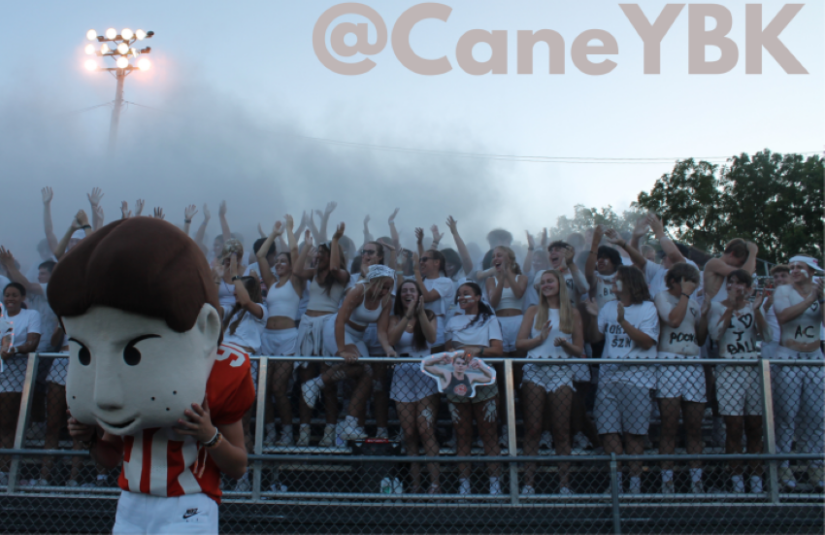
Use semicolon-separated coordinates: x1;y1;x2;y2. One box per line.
113;491;218;535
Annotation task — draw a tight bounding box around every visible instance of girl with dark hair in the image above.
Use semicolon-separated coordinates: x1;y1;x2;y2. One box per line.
223;256;266;355
704;269;770;493
0;282;42;484
654;262;706;493
586;266;659;495
413;246;454;353
256;218;304;447
388;280;440;493
444;282;504;496
516;270;583;495
292;223;351;446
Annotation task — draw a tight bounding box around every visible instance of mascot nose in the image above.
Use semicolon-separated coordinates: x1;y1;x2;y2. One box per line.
93;361;125;411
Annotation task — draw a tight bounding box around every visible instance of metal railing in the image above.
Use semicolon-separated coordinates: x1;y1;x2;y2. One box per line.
1;352;823;534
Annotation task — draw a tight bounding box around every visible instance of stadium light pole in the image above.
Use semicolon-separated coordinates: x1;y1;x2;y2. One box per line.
83;27;155;153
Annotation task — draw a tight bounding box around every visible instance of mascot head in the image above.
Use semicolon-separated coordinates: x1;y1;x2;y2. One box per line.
48;218;222;436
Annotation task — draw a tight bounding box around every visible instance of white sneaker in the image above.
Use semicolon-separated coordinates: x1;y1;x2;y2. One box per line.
375;427;389;439
629;477;642;495
301;378;322;409
275;432;294;447
489;479;502;495
264;423;278;444
778;466;797;489
573;432;591;450
474;437;484;449
749;476;763;494
458;478;471;495
662;479;675;494
297;425;311;447
66;480;80;488
691;479;704;494
731;476;745;493
520;485;535;496
234;474;251;492
499;426;509;447
559;486;573;495
339;419;367;441
539;431;553;449
319;424;336;447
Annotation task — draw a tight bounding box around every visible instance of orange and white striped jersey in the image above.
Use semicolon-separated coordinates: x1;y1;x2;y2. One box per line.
117;343;255;504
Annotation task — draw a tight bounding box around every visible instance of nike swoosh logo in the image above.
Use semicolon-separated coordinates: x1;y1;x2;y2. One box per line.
183;512;199;519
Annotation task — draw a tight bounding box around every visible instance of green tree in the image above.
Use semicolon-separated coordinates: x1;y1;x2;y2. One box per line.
549;204;646;240
635;150;823;265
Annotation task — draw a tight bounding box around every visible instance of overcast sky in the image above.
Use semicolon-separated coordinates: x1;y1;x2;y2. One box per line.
0;0;821;268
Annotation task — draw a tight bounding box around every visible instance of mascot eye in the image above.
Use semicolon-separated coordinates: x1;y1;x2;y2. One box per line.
123;334;160;367
69;339;91;366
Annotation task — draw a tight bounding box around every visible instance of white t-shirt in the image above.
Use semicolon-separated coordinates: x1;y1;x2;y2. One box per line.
645;259;700;298
653;290;701;356
708;301;766;359
445;313;502;348
26;285;58;352
594;272;618;310
772;284;823;347
424;276;455;317
764;303;780;345
4;308;42;348
597;301;659;387
223;302;268;354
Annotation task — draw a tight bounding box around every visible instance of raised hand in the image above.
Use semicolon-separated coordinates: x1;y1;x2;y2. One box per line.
564;245;575;265
75;210;90;229
540;228;548;248
324;202;337;217
41;187;54;205
388;208;400;224
363;214;371;229
378;238;395;252
412;252;420;272
184;205;198;222
604;228;624;246
120;201;131;219
304;229;313;247
0;246;14;267
87;187;104;207
218;200;227;218
446;216;459;234
135;199;145;217
153;207;165;220
646;213;664;236
415;227;424;244
202;204;211;221
592;225;605;244
633;215;650;239
285;214;294;231
332;222;345;240
431;225;444;244
525;231;536;250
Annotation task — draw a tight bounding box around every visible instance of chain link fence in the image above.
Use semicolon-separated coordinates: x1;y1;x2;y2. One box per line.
1;353;823;534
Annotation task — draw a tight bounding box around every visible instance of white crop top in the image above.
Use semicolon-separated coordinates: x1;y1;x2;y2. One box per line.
493;278;524;312
395;329;430;359
266;279;301;320
349;290;384;327
305;275;346;314
526;309;572;359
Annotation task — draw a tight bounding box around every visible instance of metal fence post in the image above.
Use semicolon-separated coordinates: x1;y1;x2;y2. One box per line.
252;357;268;502
759;358;779;504
610;453;621;535
8;353;39;494
503;359;519;505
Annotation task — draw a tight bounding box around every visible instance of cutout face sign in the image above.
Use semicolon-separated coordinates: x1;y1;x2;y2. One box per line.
63;304;221;436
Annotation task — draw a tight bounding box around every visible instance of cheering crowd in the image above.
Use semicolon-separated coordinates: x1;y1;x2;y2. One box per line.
0;187;823;497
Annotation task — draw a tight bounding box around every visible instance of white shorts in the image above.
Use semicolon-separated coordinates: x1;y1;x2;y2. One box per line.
390;362;439;403
594;380;652;435
322;314;368;360
522;362;575;394
261;328;298;357
655;353;706;402
0;355;29;393
497;315;522;353
45;357;69;386
716;365;762;416
113;491;218;535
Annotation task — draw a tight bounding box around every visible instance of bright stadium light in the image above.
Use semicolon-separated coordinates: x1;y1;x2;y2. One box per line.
82;28;156;153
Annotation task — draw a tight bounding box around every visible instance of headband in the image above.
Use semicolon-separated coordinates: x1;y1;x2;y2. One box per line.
789;256;824;273
367;264;396;281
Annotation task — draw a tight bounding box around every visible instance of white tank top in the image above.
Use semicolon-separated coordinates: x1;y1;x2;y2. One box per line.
218;279;236;313
493;278;524;312
526;309;572;359
305;275;346;313
349;290;383;327
266;279;301;319
395;329;430;359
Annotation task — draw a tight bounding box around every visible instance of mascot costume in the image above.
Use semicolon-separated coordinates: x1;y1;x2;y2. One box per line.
48;217;255;535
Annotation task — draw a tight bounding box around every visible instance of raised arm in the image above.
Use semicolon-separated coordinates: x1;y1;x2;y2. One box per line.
194;204;210;247
256;222;282;289
0;248;43;296
183;204;198;237
292;228;315;281
629;215;649;254
362;215;373;247
648;213;685;266
316;202;337;243
415;227;425;258
605;228;646;269
565;247;590;294
388;208;401;250
523;231;536;275
41;187;59;254
328;223;350;285
229;255;263;320
430;225;444;251
120;201;132;220
446;216;473;276
87;187;104;230
54;211;91;260
585;225;604;288
218;200;231;242
412;253;443;303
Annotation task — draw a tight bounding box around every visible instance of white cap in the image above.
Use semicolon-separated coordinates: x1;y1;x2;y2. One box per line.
788;255;823;273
